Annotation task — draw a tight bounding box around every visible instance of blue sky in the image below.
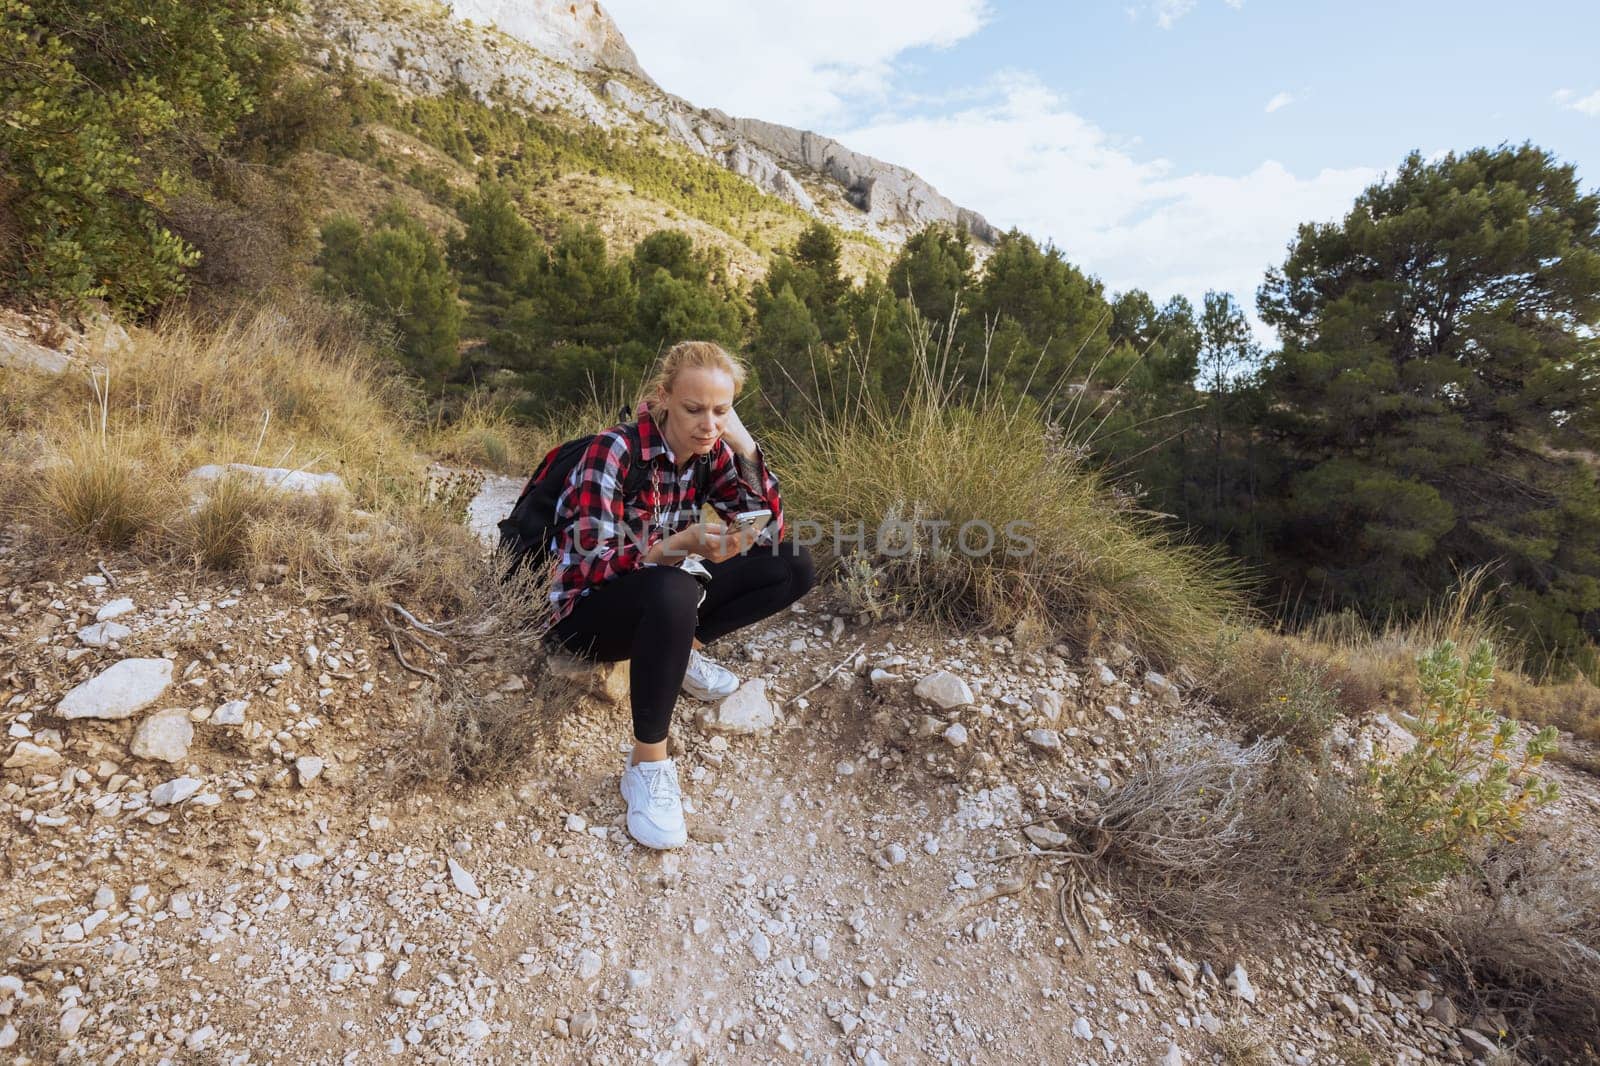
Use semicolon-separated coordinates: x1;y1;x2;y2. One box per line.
598;0;1599;338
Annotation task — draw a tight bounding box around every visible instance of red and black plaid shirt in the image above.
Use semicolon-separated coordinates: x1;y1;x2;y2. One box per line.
546;405;785;628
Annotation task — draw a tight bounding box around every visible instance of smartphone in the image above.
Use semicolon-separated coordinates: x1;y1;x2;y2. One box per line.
734;508;772;533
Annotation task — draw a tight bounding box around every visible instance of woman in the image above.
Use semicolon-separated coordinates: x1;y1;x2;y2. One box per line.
545;341;815;850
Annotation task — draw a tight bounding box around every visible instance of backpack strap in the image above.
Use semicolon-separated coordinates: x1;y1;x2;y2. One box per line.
618;418;653;501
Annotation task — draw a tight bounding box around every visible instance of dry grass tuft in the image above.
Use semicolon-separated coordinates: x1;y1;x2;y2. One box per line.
1211;1025;1272;1066
249;497;484;621
27;425;182;548
770;318;1247;665
1412;836;1600;1051
426;395;542;475
1045;731;1363;940
1275;569;1600;745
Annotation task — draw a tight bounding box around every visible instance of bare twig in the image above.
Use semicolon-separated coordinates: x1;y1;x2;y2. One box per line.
96;561;118;590
387;601;458;637
783;641;867;708
937;876;1027;922
382;616;438;682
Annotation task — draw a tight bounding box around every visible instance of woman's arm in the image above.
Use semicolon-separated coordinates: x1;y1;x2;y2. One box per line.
705;407;785;541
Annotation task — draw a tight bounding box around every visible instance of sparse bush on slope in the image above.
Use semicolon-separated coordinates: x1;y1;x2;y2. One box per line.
1413;836;1600;1048
1050;641;1559;945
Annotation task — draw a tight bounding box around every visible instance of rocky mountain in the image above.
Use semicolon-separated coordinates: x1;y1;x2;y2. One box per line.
303;0;998;247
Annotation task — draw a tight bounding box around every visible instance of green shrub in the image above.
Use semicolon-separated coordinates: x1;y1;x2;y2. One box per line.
1353;640;1560;901
0;0;292;310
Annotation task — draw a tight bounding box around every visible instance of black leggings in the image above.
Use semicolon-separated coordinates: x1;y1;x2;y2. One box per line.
548;540;815;743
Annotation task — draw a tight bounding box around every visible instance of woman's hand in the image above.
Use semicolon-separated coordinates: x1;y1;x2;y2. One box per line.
720;405;757;460
647;522;757;565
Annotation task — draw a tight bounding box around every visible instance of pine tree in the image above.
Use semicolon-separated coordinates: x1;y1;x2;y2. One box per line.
1256;145;1600;669
316;205;462;380
887;223;974;332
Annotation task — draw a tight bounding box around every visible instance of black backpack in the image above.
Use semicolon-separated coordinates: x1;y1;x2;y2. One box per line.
497;407;709;577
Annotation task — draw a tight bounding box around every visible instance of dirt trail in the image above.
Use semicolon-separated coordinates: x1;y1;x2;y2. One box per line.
2;514;1587;1063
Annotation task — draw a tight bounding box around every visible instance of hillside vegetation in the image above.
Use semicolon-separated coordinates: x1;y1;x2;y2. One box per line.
4;4;1600;1059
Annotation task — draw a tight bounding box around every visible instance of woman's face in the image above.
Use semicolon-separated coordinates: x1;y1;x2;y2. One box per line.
658;367;736;461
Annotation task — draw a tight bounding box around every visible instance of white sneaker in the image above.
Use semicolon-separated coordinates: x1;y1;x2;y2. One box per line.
619;757;687;850
682;649;739;700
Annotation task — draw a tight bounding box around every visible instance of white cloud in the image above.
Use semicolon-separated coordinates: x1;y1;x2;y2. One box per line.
599;0;989;128
838;74;1378;338
1265;91;1294;113
1141;0;1241;28
1154;0;1197;29
1566;90;1600;117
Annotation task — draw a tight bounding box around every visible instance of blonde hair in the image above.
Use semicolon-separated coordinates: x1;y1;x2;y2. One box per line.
639;341;748;411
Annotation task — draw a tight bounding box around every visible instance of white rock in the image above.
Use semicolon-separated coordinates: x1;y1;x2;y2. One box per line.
750;930;772;962
329;961;355;983
700;679;776;734
57;658;173;720
0;328;70;375
576;949;603;981
1144;670;1180;703
1157;1042;1185;1066
130;708;194;763
447;858;481;899
77;621;132;647
265;660;293;678
565;813;587;832
1096;663;1117;686
1370;714;1417;758
151;776;203;806
942;722;969;747
626;969;651;990
390;989;420;1007
303;643;320;668
59;1005;89;1038
1023;824;1071;849
461;1019;491;1041
1023;728;1062;752
4;741;62;770
95;597;135;622
914;670;974;710
1228;962;1257;1004
211;700;247;725
186;463;348;498
1458;1028;1500;1060
295;755;324;786
1073;1016;1093;1040
0;1023;15;1049
1167;956;1197;987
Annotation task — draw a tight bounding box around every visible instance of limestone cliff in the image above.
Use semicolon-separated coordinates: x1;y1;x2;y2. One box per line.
305;0;997;246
